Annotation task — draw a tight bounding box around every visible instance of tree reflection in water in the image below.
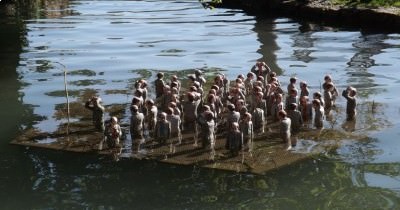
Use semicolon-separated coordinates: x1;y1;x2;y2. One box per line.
22;149;400;209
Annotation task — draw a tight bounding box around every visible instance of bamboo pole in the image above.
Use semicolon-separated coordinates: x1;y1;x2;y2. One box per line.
54;62;70;136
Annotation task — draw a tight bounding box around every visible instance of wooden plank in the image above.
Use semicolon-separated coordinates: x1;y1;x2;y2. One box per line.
11;118;366;174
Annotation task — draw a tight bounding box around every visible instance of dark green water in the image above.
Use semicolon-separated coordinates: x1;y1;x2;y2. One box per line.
1;0;400;209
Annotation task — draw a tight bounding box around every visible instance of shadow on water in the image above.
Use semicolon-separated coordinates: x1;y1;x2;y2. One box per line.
0;0;73;208
0;1;39;207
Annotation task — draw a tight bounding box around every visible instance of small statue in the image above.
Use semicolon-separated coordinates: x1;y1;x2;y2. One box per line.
154;112;171;145
104;117;122;149
225;122;243;156
342;86;357;121
278;110;292;151
130;105;145;146
85;96;105;131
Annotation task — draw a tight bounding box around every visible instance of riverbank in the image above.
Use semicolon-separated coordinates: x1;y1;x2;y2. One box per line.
221;0;400;32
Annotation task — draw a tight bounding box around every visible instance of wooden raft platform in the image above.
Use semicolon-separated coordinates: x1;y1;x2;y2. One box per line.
11;121;359;174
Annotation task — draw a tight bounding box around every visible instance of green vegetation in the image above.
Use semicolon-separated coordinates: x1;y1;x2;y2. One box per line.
332;0;400;8
199;0;222;9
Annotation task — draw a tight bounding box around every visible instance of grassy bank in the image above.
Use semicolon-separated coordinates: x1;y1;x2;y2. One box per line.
332;0;400;8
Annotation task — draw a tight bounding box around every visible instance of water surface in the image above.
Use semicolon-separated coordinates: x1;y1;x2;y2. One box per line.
1;0;400;209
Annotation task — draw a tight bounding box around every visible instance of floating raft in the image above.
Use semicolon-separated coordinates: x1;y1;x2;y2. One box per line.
11;120;362;175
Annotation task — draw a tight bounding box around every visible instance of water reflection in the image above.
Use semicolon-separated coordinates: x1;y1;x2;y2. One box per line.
0;1;44;140
20;150;400;209
346;34;390;98
291;23;320;64
252;18;282;75
0;2;47;207
14;0;73;19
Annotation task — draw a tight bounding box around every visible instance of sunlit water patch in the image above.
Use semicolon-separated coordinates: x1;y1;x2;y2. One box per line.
18;0;258;133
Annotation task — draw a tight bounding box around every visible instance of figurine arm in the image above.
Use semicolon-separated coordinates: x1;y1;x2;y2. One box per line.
85;101;94;110
263;63;272;74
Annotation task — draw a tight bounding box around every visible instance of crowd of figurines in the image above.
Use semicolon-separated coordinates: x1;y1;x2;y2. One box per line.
84;61;357;155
